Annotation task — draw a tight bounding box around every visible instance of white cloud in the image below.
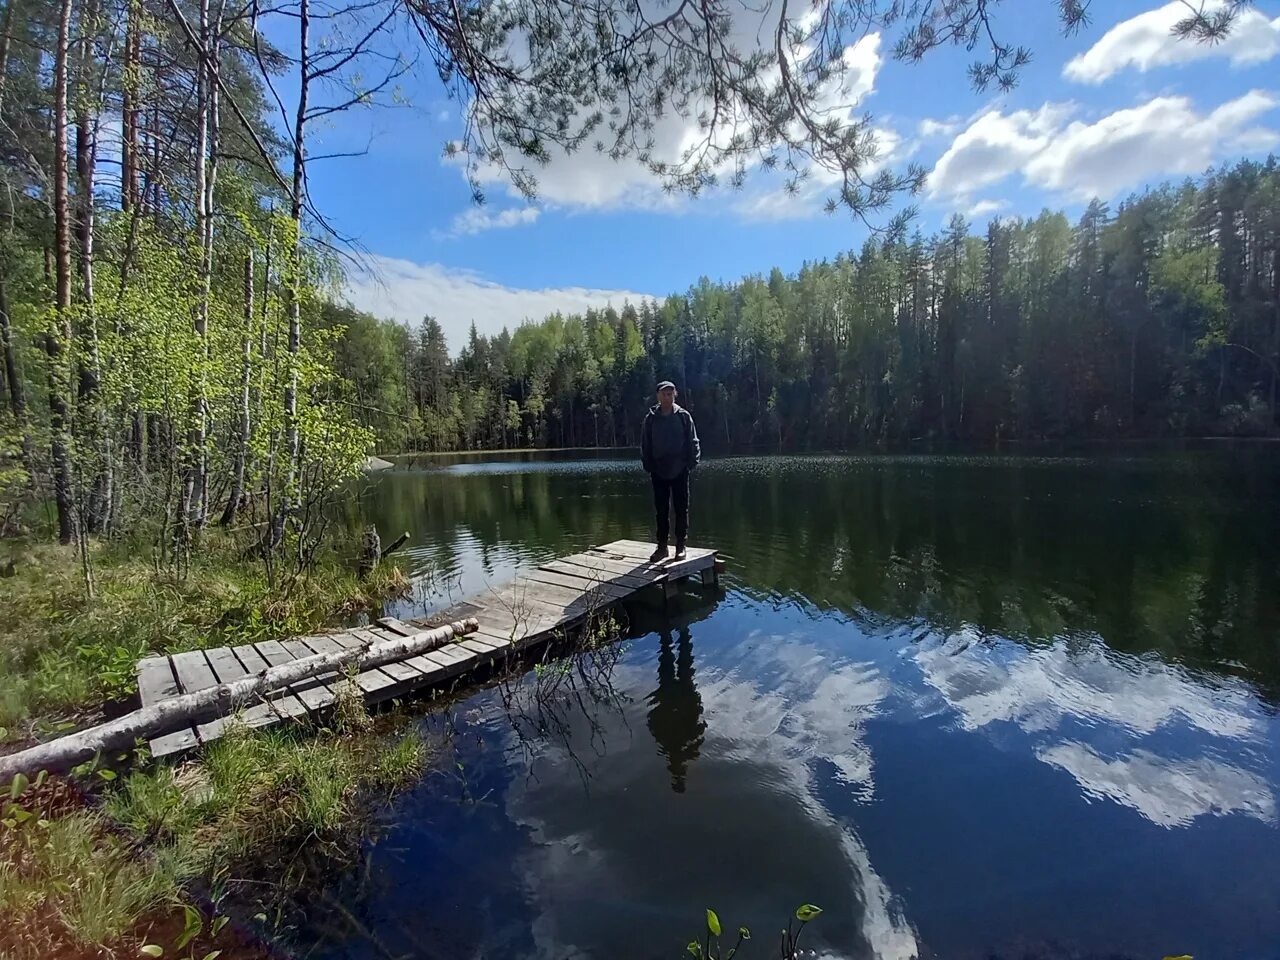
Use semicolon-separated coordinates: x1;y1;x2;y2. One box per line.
437;205;540;238
929;91;1280;202
344;253;650;347
496;631;919;960
929;102;1074;199
917;116;961;139
915;631;1262;740
1025;91;1279;199
1064;1;1280;84
1040;742;1275;828
916;631;1274;827
965;199;1007;219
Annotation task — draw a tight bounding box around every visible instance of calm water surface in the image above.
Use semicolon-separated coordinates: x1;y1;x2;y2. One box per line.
306;452;1280;960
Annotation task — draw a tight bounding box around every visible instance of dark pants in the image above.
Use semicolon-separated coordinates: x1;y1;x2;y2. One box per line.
651;470;690;547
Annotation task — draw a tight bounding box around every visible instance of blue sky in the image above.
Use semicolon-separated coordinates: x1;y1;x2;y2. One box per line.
297;0;1280;348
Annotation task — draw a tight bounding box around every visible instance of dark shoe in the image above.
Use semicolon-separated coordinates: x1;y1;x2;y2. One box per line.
674;543;687;560
649;545;669;563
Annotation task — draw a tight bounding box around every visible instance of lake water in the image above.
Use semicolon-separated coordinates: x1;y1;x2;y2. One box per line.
307;451;1280;960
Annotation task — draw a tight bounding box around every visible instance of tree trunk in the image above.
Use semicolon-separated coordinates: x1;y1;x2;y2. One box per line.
197;7;220;520
272;0;308;551
0;280;34;475
0;0;16;113
120;0;140;211
0;619;480;779
47;0;76;545
221;250;253;525
76;0;111;534
180;0;212;532
0;3;28;467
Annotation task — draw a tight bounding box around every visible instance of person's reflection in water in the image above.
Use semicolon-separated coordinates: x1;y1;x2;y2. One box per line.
646;626;707;793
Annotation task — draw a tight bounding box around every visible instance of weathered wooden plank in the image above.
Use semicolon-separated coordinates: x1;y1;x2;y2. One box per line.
231;644;310;723
456;638;500;661
169;651;234;744
590;549;712;581
463;633;512;655
510;577;596;608
488;600;573;635
522;567;633;600
170;650;217;693
598;539;717;562
302;634;401;696
355;626;449;682
275;640;338;713
375;616;417;637
137;656;178;705
471;618;532;646
251;640;320;719
510;578;625;625
198;646;290;734
205;646;249;684
561;552;666;580
417;644;476;680
343;632;437;691
542;558;654;590
140;657;199;758
482;589;571;627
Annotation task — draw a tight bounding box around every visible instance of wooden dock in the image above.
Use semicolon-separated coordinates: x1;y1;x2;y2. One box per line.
136;540;719;758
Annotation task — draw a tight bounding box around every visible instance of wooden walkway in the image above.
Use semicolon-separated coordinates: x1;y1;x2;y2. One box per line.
136;540;718;758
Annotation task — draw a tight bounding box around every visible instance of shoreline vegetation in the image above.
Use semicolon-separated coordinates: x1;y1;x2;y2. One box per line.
387;434;1280;459
0;527;440;960
338;159;1280;457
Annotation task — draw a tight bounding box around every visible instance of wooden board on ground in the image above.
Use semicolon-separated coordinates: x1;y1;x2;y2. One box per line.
136;540;717;758
138;656;198;758
540;558;654;590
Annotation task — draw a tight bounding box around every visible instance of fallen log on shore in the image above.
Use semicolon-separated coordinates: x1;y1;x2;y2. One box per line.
0;618;479;781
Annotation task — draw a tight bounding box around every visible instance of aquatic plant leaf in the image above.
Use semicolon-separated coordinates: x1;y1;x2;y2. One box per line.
795;904;823;922
706;909;722;937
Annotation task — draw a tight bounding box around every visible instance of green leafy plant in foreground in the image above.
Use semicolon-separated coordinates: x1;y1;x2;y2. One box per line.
689;904;821;959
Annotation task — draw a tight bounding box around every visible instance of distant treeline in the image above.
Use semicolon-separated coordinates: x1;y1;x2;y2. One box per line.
333;157;1280;453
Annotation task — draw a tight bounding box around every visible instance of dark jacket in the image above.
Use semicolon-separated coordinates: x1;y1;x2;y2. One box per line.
641;404;700;478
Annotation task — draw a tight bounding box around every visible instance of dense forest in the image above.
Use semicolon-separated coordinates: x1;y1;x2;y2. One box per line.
342;157;1280;453
0;0;407;561
0;0;1270;558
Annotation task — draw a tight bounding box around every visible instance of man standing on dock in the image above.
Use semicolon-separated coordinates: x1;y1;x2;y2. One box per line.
641;380;701;562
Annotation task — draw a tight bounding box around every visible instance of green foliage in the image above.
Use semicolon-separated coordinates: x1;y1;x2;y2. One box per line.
693;905;814;959
0;534;406;738
105;716;432;867
0;810;197;946
383;159;1279;453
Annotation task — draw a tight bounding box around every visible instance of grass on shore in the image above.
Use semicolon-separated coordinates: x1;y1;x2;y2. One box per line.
0;529;428;959
2;694;433;960
0;532;409;745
